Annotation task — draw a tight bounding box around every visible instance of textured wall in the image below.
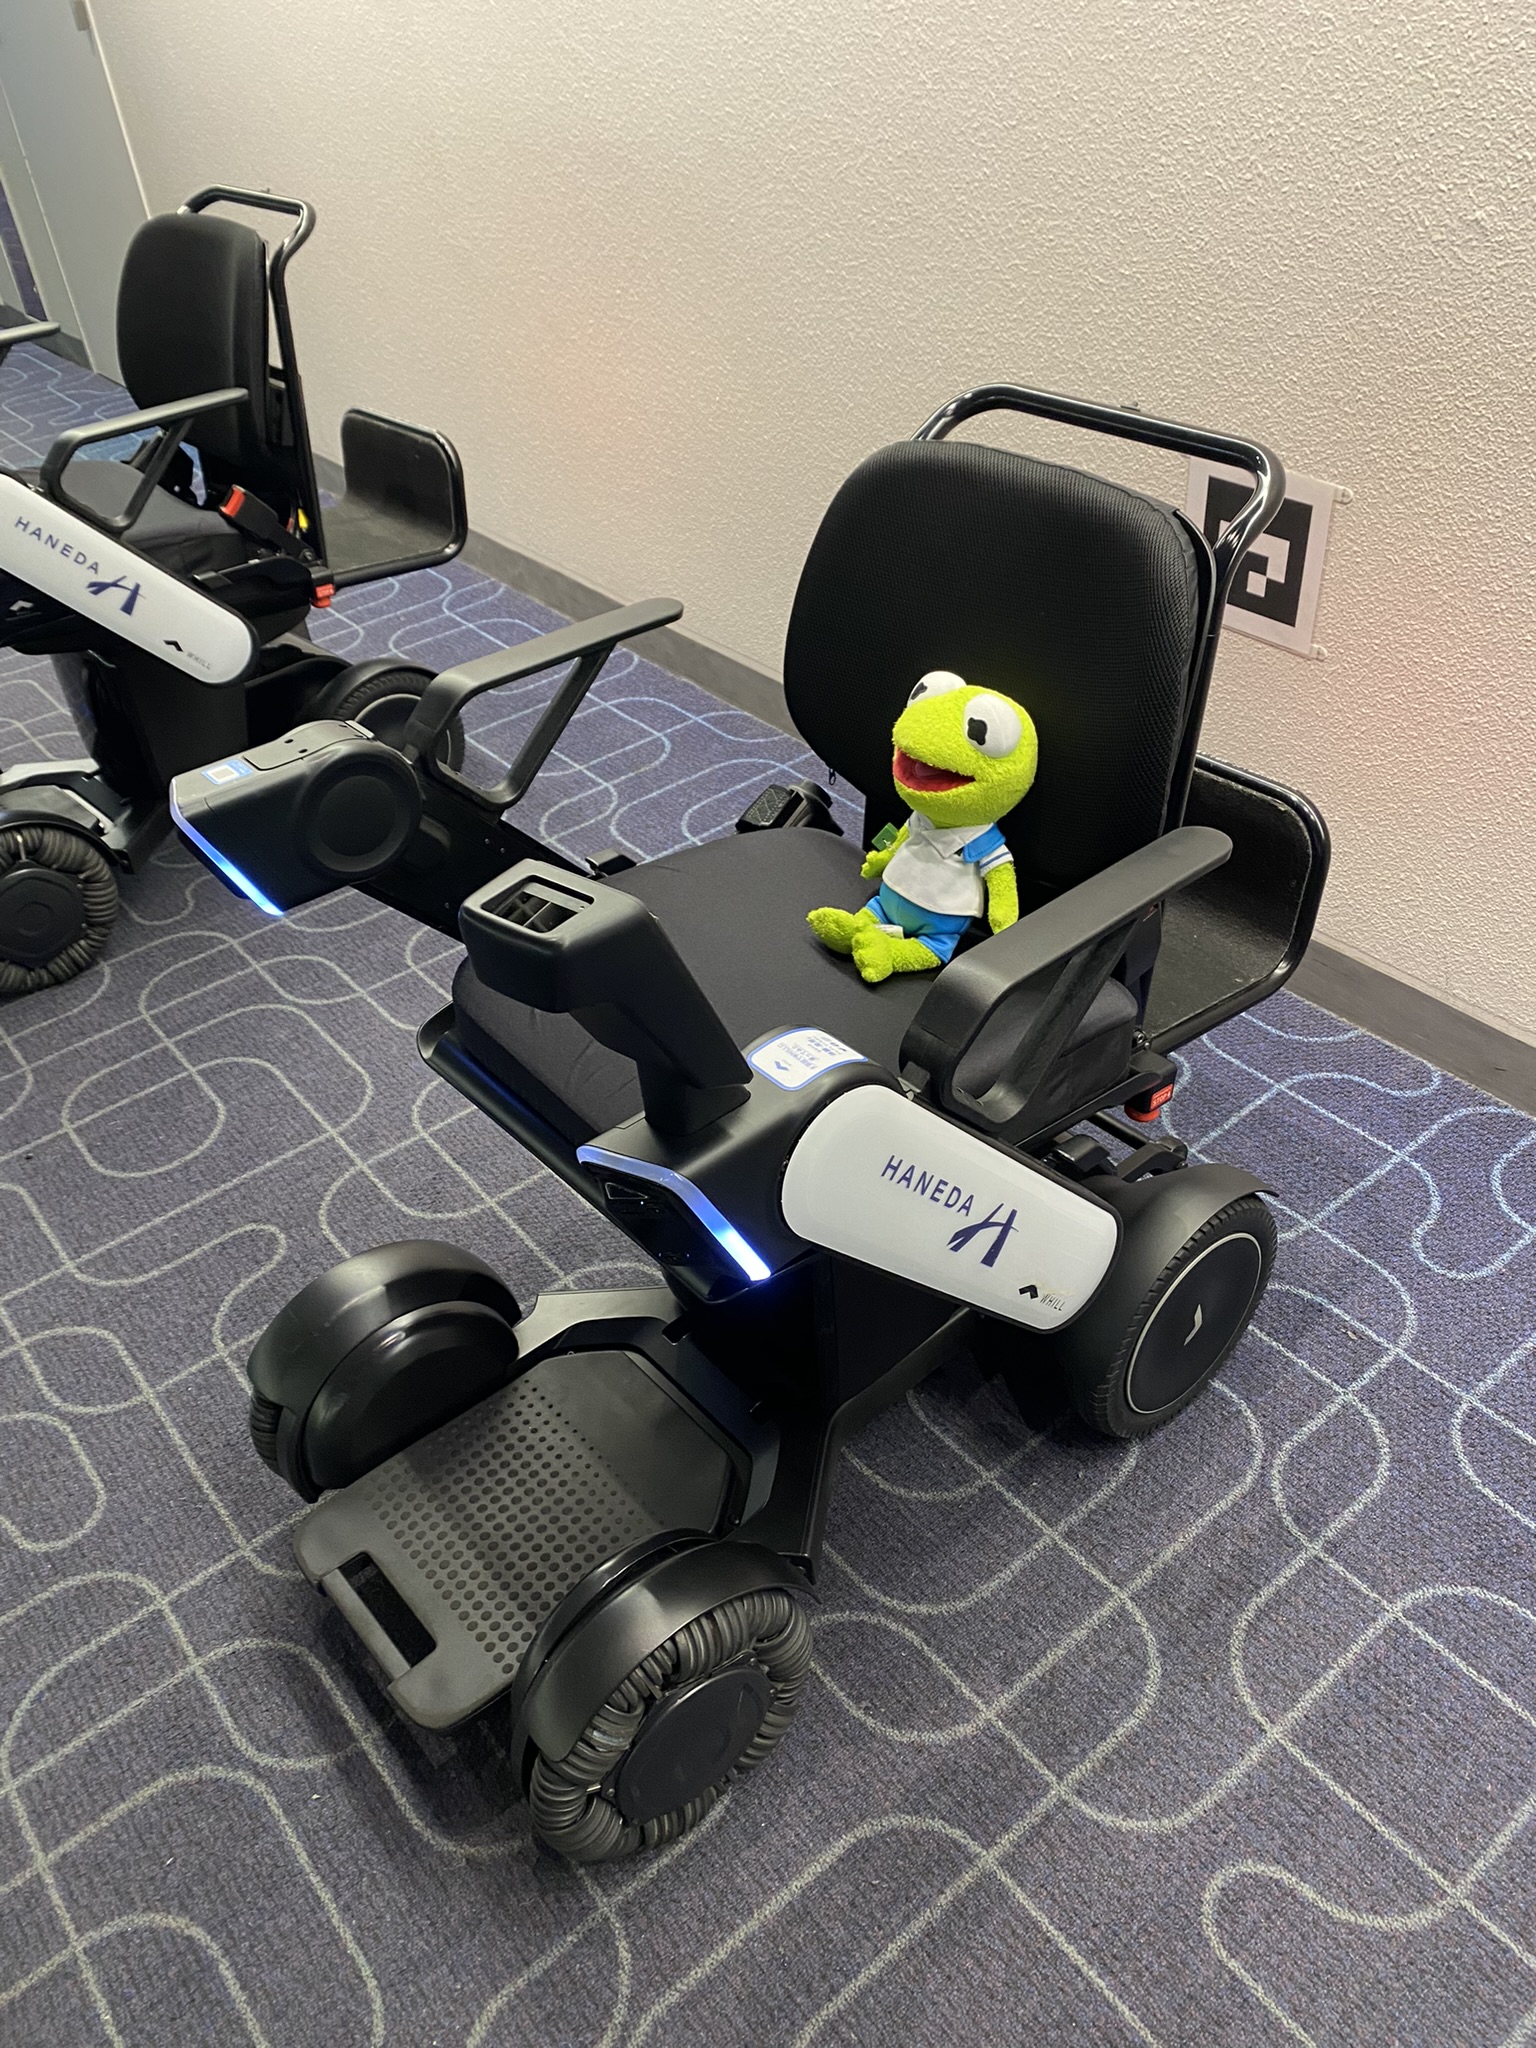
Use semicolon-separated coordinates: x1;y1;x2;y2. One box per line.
91;0;1536;1032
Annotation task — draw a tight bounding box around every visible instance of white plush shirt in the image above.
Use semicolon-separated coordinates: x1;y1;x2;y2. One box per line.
882;814;1012;917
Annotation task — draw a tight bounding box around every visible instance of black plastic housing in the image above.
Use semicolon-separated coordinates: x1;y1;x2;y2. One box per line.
900;824;1231;1142
459;862;752;1136
577;1038;898;1300
734;780;843;836
169;718;421;910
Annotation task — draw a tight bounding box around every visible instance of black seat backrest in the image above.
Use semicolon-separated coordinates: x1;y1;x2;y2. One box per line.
115;212;292;499
783;437;1209;908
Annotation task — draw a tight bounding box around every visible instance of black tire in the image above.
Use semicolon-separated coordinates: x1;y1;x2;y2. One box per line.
249;1391;283;1474
1060;1193;1276;1439
529;1589;812;1863
0;825;118;996
316;665;466;770
245;1241;522;1499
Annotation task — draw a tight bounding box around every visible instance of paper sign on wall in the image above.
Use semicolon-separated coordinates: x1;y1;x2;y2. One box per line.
1186;459;1345;657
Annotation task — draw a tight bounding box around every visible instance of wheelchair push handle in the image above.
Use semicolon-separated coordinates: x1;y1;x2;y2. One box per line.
913;381;1286;597
179;186;323;551
460;860;751;1136
181;186;316;260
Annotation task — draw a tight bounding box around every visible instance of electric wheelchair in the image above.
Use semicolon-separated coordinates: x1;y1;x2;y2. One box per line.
0;185;466;994
176;384;1329;1860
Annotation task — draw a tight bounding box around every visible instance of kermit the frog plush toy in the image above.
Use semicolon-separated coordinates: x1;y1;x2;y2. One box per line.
807;670;1038;983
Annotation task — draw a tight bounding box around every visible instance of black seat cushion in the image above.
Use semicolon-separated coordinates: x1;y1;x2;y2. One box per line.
453;827;1136;1144
783;438;1206;908
21;461;249;578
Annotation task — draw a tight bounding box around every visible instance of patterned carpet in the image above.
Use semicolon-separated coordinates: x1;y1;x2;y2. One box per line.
3;345;1536;2047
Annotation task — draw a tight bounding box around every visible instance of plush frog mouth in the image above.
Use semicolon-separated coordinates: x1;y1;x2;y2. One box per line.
892;746;974;794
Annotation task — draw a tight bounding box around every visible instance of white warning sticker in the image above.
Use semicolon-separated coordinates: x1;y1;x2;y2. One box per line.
749;1028;867;1090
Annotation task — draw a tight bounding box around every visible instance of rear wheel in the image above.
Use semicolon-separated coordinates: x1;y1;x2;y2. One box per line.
0;825;118;995
529;1588;812;1862
1059;1192;1276;1438
313;664;466;769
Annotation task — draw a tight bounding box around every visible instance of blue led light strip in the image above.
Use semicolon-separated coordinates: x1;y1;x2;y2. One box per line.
169;793;286;919
575;1143;773;1283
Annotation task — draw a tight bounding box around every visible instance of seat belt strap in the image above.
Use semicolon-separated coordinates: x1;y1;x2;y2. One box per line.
218;485;313;565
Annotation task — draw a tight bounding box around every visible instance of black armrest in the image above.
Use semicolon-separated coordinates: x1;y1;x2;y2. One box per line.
900;825;1232;1137
38;386;248;535
0;320;61;369
400;598;683;810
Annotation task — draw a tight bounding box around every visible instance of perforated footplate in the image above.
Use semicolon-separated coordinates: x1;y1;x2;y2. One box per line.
292;1350;733;1729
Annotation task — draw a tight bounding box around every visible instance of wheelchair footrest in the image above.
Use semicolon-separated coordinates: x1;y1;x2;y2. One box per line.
322;407;466;588
293;1349;734;1729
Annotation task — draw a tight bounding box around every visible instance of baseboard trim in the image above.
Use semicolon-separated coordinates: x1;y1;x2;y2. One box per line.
461;527;796;734
1290;941;1536;1114
0;307;89;369
310;488;1535;1114
309;460;796;736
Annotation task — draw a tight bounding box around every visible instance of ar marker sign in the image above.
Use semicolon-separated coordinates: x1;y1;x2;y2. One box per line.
1186;458;1346;658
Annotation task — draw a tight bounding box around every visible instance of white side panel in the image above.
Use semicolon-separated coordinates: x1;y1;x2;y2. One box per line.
0;472;256;683
781;1086;1118;1332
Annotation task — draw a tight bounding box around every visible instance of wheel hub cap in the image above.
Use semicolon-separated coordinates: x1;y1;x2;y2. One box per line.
0;863;85;967
614;1662;772;1825
1125;1232;1266;1414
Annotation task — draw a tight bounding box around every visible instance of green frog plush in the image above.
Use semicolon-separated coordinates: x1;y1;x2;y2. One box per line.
807;670;1038;983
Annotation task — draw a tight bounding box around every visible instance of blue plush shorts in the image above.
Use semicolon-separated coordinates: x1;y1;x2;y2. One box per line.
864;881;972;963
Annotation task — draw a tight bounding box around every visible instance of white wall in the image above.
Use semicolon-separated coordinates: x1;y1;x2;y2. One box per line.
92;0;1536;1035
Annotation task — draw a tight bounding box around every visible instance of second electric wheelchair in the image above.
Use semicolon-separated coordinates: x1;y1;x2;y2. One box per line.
0;184;466;995
175;383;1329;1860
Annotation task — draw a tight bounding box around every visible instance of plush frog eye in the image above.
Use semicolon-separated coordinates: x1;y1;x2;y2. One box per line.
964;693;1024;759
907;670;967;704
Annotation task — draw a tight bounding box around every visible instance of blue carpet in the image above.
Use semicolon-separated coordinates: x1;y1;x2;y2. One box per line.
2;345;1536;2047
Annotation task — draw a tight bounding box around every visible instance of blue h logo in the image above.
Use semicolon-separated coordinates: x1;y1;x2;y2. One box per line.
948;1203;1017;1268
87;575;143;616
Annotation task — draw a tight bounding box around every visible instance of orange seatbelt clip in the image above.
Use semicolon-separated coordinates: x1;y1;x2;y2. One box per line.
220;486;247;518
312;581;334;609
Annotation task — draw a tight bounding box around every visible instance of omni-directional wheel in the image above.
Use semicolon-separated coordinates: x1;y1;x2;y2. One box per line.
0;824;118;996
311;661;466;768
1049;1165;1276;1440
247;1241;522;1499
529;1587;812;1863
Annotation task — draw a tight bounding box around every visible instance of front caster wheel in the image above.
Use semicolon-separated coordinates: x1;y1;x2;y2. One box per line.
247;1241;521;1498
529;1588;812;1863
0;824;118;996
1057;1176;1276;1439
